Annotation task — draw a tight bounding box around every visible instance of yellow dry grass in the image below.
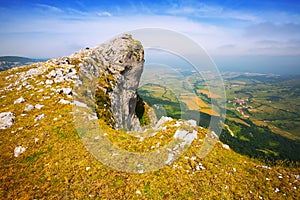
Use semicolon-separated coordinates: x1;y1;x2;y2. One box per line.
197;89;222;98
180;95;219;116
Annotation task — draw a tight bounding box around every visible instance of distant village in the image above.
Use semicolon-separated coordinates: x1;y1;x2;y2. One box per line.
228;97;251;118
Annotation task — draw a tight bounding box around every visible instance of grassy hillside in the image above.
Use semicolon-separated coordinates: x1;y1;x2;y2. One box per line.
0;64;299;199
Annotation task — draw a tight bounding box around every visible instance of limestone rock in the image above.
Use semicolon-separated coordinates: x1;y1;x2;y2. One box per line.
35;104;44;110
80;34;145;131
35;114;45;122
106;35;144;131
14;97;25;104
58;99;71;104
24;104;34;112
0;112;15;129
14;146;26;157
62;88;72;95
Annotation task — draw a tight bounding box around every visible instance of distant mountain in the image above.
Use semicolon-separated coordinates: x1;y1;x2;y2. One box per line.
0;56;46;71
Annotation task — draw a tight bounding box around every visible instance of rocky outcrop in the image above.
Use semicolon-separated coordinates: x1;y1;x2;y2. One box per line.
1;34;149;132
102;34;144;131
72;34;146;131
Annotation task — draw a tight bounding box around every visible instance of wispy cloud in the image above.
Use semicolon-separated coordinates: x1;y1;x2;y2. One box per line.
35;4;63;13
166;2;259;23
97;11;112;17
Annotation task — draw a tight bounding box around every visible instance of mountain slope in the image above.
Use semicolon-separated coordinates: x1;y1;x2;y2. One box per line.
0;35;299;199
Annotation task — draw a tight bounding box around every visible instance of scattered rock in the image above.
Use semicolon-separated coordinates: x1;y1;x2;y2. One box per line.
14;146;26;157
62;87;72;95
173;129;198;147
24;104;34;112
58;99;71;104
135;190;142;195
14;97;25;104
155;116;173;129
34;138;39;143
0;112;15;129
35;104;44;110
222;144;230;150
35;114;45;122
26;68;44;76
45;79;54;85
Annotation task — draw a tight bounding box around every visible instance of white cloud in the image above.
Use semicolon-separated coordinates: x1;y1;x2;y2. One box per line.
0;4;299;58
97;11;112;17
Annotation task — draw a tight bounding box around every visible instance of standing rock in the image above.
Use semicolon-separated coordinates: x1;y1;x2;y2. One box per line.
102;34;144;131
0;112;15;129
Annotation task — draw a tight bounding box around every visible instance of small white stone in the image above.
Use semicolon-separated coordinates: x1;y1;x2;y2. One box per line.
278;175;283;179
34;138;39;143
222;144;230;150
37;81;44;86
35;114;45;122
139;137;144;142
45;79;53;85
58;99;71;104
86;167;91;171
191;156;197;161
62;87;72;95
274;188;280;193
35;104;44;110
24;104;34;112
14;146;26;157
136;190;142;195
14;97;25;104
53;118;58;121
232;167;237;172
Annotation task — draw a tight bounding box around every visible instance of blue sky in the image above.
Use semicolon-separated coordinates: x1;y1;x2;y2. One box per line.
0;0;299;73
